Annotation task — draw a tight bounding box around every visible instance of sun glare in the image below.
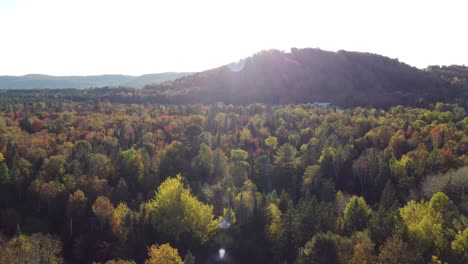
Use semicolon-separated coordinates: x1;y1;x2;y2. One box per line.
0;0;467;75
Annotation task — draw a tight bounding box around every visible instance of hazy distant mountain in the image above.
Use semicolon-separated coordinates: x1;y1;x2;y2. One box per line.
144;48;465;107
0;72;191;89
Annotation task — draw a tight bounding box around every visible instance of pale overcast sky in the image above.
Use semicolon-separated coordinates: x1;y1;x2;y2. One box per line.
0;0;467;76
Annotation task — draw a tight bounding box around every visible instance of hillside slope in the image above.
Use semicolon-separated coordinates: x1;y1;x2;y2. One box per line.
145;48;460;107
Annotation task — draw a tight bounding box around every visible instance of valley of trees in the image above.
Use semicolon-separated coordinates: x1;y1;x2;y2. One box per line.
0;99;467;263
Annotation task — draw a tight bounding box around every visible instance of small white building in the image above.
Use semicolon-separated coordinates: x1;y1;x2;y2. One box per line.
312;102;332;108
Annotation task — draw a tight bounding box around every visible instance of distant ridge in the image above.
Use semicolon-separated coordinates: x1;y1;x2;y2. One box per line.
0;72;191;89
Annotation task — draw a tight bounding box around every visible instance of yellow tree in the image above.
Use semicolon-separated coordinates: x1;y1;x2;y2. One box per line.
0;233;63;264
350;231;377;264
150;175;218;243
145;243;183;264
377;236;422;264
67;189;87;236
265;136;278;151
399;199;447;255
111;202;132;241
0;153;10;184
265;203;282;241
39;181;60;214
451;227;468;262
92;196;114;232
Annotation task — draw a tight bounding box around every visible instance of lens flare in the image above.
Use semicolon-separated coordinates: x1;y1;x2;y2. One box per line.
219;248;226;259
227;59;246;72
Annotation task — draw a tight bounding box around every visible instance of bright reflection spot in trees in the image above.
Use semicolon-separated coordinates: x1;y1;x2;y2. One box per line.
219;248;226;259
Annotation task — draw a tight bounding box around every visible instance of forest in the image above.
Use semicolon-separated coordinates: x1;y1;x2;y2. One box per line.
0;98;467;263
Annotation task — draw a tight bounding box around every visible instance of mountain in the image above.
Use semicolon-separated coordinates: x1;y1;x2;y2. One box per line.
144;48;464;108
0;72;191;89
1;49;466;108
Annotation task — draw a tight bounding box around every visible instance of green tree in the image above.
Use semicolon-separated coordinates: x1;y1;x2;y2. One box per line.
229;149;250;187
273;143;298;196
195;143;214;182
292;194;335;248
120;147;144;185
253;154;272;192
212;148;228;179
297;232;338;264
274;143;297;169
62;174;76;193
41;155;66;180
352;148;386;198
343;196;371;235
183;250;195;264
182;124;203;157
159;141;186;181
318;146;350;183
88;153;114;179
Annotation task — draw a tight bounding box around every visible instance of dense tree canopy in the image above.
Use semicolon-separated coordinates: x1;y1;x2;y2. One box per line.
0;99;466;263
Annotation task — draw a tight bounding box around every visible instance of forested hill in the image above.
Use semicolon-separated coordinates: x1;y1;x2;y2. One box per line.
1;49;466;109
145;48;464;108
0;72;190;89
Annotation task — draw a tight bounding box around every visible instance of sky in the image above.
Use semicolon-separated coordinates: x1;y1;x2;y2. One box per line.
0;0;467;76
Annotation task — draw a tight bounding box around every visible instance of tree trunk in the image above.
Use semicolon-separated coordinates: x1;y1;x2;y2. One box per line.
70;217;73;236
